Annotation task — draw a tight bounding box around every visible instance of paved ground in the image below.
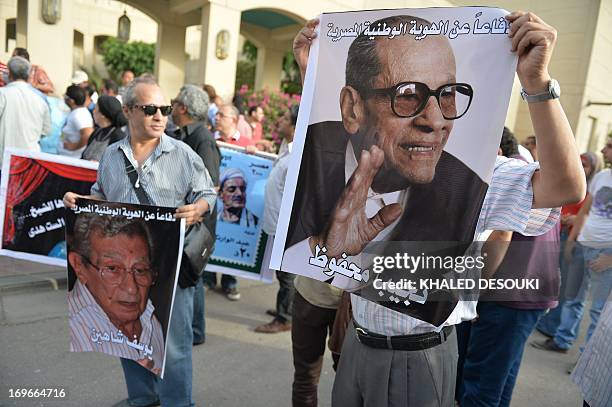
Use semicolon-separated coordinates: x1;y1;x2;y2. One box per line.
0;257;585;406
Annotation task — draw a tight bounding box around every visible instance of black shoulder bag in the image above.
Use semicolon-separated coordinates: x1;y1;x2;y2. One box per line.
122;152;214;288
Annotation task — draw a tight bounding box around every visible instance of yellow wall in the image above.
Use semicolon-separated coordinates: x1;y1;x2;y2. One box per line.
0;0;157;94
454;0;611;154
576;0;612;153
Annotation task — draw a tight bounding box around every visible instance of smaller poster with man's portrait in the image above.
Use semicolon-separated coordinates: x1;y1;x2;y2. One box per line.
65;198;185;378
207;145;274;281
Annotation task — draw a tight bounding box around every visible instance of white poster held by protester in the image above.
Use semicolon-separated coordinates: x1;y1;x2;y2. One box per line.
270;7;518;326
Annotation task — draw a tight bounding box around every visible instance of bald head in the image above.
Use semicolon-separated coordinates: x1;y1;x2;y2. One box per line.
374;32;456;89
346;15;455;90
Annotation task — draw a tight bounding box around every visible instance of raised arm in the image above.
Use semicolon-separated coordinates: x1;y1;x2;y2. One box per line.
293;18;319;85
506;11;586;208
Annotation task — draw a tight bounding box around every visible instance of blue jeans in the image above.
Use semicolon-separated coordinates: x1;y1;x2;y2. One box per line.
457;303;545;407
554;245;612;349
536;228;570;336
192;275;206;343
550;241;586;348
120;285;195;407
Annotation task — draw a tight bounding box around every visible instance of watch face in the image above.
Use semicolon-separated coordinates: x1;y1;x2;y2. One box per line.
551;80;561;97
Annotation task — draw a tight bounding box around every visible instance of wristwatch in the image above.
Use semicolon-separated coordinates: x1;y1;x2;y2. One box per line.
520;79;561;103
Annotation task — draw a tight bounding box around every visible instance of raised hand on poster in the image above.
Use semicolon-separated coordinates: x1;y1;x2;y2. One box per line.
506;11;556;93
312;145;402;259
293;18;320;82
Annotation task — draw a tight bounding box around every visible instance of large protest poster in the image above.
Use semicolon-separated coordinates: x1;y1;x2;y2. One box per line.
0;148;97;266
66;198;185;378
270;7;518;326
207;143;275;282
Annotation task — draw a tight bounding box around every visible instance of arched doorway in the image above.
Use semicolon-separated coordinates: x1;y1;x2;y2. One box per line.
239;8;305;94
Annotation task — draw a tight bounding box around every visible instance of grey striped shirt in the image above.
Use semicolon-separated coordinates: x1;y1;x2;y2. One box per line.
571;292;612;407
91;134;217;210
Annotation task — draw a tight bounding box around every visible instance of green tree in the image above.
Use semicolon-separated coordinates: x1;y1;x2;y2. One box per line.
242;40;258;62
235;60;256;91
101;37;155;79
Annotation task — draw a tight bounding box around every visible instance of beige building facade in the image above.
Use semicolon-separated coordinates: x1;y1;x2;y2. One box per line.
1;0;610;153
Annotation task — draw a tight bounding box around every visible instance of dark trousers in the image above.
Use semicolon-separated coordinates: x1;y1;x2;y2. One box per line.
276;270;296;323
120;285;195;406
292;291;340;407
192;274;206;343
457;302;545;407
203;272;236;291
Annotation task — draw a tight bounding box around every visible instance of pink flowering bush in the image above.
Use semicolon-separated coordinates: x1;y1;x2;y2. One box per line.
236;85;301;151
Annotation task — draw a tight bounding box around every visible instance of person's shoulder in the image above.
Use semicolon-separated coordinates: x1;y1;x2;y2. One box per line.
98;137;124;163
189;123;216;144
493;154;534;171
593;168;611;179
110;127;127;143
163;133;187;150
165;135;202;160
74;107;93;121
591;168;612;185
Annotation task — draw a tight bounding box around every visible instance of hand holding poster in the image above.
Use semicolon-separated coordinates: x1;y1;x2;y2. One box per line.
271;7;518;326
66;199;185;378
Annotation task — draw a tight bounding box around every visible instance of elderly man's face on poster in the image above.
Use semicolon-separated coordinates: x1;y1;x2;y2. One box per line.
344;32;470;188
70;231;153;324
221;177;247;211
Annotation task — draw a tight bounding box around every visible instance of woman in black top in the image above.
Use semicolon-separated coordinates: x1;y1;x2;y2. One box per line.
81;95;127;161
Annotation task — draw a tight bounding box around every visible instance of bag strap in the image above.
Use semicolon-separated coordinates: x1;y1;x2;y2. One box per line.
122;151;152;205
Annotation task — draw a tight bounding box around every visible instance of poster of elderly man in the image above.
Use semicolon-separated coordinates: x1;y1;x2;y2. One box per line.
206;145;274;281
270;7;539;326
65;198;185;378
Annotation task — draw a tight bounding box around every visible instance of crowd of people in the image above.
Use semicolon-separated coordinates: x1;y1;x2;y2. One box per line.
0;8;610;407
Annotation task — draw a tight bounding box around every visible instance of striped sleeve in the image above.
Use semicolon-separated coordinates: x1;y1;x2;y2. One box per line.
571;295;612;406
90;147;112;199
186;148;217;212
480;156;560;236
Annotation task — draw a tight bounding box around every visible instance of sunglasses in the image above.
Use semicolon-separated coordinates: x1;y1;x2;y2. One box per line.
132;104;173;116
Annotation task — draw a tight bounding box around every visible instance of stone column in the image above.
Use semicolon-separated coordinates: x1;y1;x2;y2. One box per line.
155;22;186;101
256;46;284;91
17;0;73;95
197;2;241;101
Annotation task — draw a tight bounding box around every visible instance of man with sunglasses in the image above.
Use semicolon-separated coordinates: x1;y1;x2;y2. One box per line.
68;214;164;375
64;76;217;407
287;10;586;406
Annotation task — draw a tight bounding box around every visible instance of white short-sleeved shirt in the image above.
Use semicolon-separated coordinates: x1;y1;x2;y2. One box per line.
57;106;92;157
578;169;612;248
